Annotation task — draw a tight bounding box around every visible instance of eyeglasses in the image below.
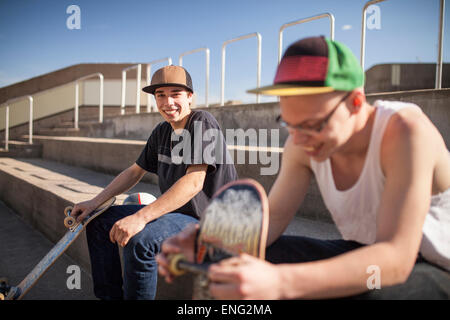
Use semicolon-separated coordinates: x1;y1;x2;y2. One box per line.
276;92;352;135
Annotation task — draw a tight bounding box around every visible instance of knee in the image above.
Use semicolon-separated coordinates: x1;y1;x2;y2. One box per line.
123;229;162;263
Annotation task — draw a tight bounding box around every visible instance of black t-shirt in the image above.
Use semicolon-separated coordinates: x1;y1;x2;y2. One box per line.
136;110;238;219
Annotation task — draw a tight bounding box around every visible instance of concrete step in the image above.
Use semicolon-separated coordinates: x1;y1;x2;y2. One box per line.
27;135;332;222
35;127;83;137
0;157;197;299
0;157;161;270
0;140;42;158
0;157;340;299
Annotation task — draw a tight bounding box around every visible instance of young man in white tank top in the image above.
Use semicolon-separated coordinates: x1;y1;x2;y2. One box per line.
158;36;450;299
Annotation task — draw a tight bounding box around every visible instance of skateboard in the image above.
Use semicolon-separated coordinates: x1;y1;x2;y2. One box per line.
168;179;269;299
0;197;116;300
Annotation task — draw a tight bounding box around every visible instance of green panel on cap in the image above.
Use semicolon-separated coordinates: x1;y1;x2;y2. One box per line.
324;38;365;91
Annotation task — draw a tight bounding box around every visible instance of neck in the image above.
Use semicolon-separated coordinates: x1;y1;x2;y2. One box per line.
170;110;192;131
334;103;376;157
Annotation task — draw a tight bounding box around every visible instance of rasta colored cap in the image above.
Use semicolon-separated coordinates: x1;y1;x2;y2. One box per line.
247;36;364;96
142;65;194;95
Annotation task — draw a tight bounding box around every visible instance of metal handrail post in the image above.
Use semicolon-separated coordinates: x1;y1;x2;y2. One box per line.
4;105;9;151
360;0;387;70
120;64;142;115
75;82;80;129
1;95;34;147
136;64;142;114
436;0;445;89
221;32;262;106
74;72;104;127
28;96;33;144
179;48;210;107
121;70;126;115
99;74;104;123
278;13;335;64
146;58;173;112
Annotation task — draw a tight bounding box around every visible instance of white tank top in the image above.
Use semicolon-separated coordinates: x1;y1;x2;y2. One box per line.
310;100;450;271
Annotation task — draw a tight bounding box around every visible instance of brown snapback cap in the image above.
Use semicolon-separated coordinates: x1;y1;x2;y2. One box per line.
142;65;194;95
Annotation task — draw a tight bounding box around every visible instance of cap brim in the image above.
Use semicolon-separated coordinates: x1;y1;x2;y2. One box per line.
247;84;335;96
142;83;193;95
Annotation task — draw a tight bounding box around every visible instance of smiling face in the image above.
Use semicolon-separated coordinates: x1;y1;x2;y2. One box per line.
279;91;356;162
154;86;193;130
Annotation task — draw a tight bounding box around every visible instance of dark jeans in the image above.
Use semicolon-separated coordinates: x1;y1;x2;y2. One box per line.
266;235;450;300
86;205;198;300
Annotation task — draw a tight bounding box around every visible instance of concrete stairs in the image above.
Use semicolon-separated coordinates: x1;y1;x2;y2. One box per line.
0;140;42;158
1;88;448;299
0;157;197;299
0;102;345;300
0;156;340;299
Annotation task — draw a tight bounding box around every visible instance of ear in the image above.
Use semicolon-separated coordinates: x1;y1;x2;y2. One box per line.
350;90;365;113
187;91;194;105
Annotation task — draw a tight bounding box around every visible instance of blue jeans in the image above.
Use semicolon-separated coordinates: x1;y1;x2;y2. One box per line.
266;236;450;299
86;205;198;300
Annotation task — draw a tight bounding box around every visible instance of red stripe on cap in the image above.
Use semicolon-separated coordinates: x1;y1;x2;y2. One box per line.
274;55;328;83
138;193;141;204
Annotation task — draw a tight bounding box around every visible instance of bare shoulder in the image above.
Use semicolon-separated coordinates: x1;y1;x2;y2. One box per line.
381;106;448;179
382;107;443;153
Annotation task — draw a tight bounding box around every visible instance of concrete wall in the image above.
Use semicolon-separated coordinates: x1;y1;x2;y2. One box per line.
0;79;154;131
69;89;450;147
31;136;331;222
0;63;148;105
366;89;450;148
365;63;450;94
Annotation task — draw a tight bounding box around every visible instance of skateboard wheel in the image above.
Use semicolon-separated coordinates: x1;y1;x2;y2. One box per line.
169;254;186;276
64;216;76;228
0;293;4;300
64;206;73;217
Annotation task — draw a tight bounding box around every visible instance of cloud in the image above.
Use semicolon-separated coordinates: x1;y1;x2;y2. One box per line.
342;25;353;31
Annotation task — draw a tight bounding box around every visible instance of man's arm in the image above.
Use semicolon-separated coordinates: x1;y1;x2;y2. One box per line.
109;164;208;247
267;136;312;245
209;109;437;300
137;164;207;222
274;110;435;299
72;163;147;222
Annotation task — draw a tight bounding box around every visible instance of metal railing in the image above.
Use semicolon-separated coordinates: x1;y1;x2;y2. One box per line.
179;48;210;108
121;64;142;115
360;0;387;71
2;95;33;151
221;33;262;106
361;0;445;89
278;13;335;63
74;72;104;129
436;0;445;89
146;58;173;112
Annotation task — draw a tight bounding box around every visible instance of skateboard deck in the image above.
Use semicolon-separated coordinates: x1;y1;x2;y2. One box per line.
168;179;269;299
1;197;115;300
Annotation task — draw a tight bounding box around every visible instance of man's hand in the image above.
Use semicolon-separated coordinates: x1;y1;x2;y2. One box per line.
208;254;283;300
156;223;199;283
71;199;99;223
109;213;147;247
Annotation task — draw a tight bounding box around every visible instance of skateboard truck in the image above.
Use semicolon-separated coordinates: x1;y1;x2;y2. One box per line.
0;278;9;300
0;278;21;300
63;207;77;230
168;248;233;276
169;254;211;276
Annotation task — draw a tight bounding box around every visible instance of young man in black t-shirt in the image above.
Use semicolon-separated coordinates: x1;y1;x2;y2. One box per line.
71;65;237;300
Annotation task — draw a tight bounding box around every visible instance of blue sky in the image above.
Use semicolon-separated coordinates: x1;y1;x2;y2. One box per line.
0;0;448;104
